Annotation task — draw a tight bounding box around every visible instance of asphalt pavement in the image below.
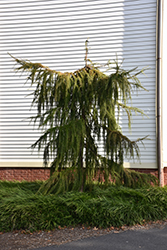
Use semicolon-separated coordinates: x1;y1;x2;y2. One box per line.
34;225;167;250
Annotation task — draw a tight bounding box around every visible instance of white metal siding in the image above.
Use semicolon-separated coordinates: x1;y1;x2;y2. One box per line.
0;0;157;168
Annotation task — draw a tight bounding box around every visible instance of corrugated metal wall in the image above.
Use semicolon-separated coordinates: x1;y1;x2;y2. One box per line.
0;0;157;168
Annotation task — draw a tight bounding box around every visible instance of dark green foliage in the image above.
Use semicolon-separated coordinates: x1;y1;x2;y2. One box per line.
0;181;167;232
9;44;157;193
38;167;158;195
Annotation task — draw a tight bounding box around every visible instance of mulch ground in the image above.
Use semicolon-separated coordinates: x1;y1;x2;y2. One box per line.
1;220;167;250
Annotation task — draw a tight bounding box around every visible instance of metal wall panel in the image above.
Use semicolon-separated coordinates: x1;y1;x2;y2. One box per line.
0;0;157;168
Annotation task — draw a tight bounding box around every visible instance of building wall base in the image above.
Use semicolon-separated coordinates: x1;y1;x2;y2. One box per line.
0;167;167;185
0;167;50;181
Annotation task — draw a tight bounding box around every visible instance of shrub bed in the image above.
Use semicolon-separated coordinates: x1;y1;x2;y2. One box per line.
0;181;167;232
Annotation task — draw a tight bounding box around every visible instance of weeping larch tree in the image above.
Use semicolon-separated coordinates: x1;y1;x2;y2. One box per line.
10;41;157;194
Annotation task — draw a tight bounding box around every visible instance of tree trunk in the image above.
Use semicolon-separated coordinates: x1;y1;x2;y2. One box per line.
79;141;84;192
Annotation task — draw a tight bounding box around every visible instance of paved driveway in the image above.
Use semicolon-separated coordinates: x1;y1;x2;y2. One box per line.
35;225;167;250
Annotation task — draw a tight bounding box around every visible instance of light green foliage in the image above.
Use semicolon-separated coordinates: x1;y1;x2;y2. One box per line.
9;44;157;193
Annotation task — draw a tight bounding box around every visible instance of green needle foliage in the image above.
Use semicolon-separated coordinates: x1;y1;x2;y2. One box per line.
9;41;158;193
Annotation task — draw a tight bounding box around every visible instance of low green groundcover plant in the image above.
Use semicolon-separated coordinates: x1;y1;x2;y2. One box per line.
0;180;167;232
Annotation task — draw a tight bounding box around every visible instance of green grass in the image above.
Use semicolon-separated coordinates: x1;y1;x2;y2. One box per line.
0;180;167;232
